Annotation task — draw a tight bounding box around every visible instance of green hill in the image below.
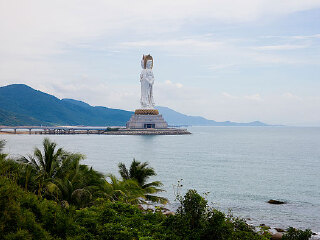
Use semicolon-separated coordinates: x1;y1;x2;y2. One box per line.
0;84;268;127
0;84;133;126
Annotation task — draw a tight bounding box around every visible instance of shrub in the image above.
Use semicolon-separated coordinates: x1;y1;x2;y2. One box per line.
165;189;268;240
282;227;312;240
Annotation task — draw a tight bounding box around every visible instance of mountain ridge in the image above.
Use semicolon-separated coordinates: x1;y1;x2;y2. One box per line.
0;84;133;126
155;106;267;126
0;84;268;126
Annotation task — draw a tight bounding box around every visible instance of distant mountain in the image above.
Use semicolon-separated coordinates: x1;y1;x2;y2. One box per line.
0;84;133;126
156;106;268;126
0;84;268;127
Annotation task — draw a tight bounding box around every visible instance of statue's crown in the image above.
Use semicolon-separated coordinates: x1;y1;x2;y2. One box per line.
142;54;153;69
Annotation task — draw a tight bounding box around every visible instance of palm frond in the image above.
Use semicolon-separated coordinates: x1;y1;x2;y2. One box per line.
118;162;129;180
143;181;163;188
34;148;44;170
145;195;168;204
0;140;6;153
116;159;165;204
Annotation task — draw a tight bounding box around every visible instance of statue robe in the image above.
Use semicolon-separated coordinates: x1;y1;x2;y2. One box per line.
140;68;155;109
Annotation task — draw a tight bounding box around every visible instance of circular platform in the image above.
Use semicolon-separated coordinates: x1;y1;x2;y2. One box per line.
135;109;159;115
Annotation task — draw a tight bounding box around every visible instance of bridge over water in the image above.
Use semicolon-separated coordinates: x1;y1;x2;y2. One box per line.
0;126;120;134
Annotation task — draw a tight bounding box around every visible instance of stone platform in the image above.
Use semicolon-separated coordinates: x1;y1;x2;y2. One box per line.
126;114;168;129
125;108;191;134
107;128;191;135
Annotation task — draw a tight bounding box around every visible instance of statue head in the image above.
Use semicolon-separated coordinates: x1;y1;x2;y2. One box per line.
142;54;153;69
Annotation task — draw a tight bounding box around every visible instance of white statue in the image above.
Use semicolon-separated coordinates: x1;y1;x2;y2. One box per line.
140;54;155;109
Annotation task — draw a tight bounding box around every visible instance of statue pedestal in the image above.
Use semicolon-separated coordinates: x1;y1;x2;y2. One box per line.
126;110;168;129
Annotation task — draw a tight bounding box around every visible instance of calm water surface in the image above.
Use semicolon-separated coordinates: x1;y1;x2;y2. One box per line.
2;127;320;231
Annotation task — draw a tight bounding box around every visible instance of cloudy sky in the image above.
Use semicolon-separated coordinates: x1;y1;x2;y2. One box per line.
0;0;320;126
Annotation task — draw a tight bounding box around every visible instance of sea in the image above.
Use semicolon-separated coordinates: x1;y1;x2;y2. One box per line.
1;126;320;232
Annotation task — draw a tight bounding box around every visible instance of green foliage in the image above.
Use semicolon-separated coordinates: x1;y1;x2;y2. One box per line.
282;227;312;240
166;189;269;240
118;159;168;204
16;138;108;208
178;189;207;229
23;138;66;179
0;139;7;160
0;175;273;240
104;174;145;204
0;177;167;239
0;177;54;239
1;138;166;208
0;139;5;152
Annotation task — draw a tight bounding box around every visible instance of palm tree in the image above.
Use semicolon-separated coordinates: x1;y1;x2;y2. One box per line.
19;138;66;195
21;138;65;178
105;174;145;204
0;140;5;151
3;138;104;208
20;138;93;198
49;178;92;208
46;152;84;202
118;159;167;204
0;140;38;191
49;156;105;207
0;140;7;160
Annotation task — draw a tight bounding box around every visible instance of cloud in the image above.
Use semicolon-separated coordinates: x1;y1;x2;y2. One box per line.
282;92;302;101
0;0;319;71
163;80;183;89
45;81;140;111
120;39;225;51
289;34;320;40
222;92;263;101
1;0;320;58
244;94;263;101
253;44;309;51
250;53;305;64
0;0;320;126
208;64;236;71
222;92;238;99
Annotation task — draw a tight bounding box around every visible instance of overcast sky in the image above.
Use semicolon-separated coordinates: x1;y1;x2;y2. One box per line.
0;0;320;126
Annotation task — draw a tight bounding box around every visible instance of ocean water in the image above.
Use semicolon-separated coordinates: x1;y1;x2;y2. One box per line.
1;127;320;231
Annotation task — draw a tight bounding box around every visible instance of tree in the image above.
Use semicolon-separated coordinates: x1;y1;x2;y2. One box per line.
118;159;167;204
0;139;7;160
21;138;65;179
19;138;101;208
104;174;145;204
282;227;312;240
19;138;66;196
0;140;5;152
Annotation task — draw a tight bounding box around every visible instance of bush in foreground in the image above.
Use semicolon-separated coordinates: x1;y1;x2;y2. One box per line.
282;227;313;240
0;176;272;240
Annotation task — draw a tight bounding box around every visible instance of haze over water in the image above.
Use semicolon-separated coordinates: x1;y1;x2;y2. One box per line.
2;127;320;231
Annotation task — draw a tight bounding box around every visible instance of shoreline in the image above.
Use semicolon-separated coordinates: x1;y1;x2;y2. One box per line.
147;202;320;239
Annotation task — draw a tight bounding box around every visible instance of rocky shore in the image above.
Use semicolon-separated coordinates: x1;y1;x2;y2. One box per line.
257;225;320;240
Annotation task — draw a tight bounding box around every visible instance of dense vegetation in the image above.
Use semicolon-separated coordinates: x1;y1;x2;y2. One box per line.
0;139;313;239
0;84;132;126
